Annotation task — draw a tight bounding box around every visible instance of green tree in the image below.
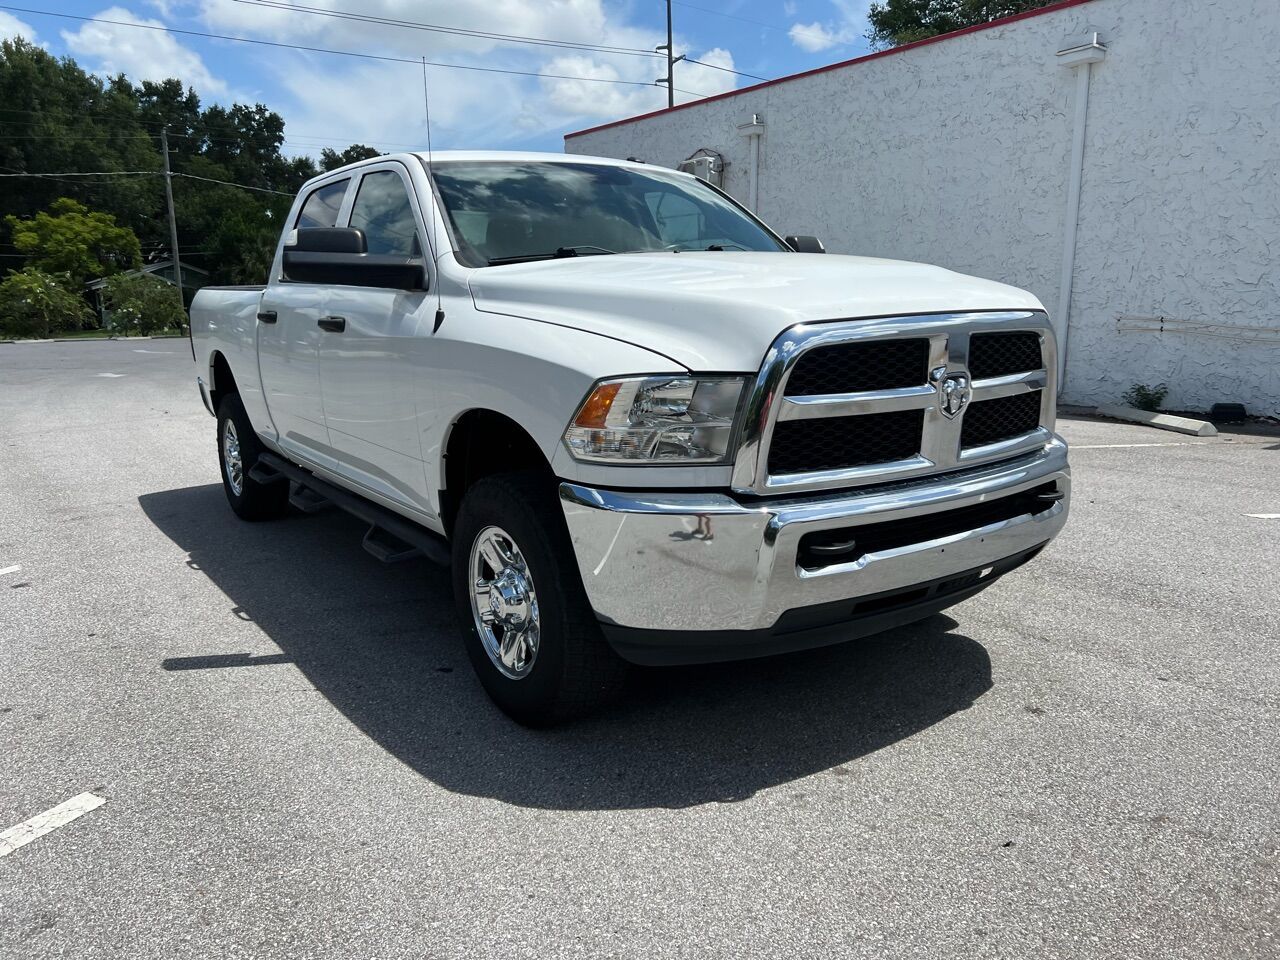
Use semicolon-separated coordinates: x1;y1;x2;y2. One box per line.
320;144;383;171
134;77;202;142
6;198;141;285
101;272;185;335
0;268;92;338
867;0;1056;49
0;38;382;285
0;40;160;230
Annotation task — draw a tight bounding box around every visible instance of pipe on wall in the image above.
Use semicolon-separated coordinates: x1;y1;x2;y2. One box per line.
1055;34;1108;392
737;115;765;212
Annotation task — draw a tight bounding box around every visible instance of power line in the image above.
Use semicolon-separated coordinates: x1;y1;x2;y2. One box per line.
671;1;789;33
0;6;673;90
229;0;662;58
172;172;293;196
684;56;766;81
0;126;419;151
0;170;160;178
0;133;154;140
0;169;294;196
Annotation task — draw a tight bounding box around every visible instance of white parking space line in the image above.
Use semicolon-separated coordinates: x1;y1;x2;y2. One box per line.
0;564;19;576
1072;442;1204;449
95;373;126;378
593;515;628;577
0;792;107;858
1244;514;1280;520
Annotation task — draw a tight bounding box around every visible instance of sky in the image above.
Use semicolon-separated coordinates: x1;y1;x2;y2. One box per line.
0;1;875;158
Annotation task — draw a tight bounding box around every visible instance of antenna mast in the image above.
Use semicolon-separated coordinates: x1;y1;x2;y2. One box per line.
421;57;445;331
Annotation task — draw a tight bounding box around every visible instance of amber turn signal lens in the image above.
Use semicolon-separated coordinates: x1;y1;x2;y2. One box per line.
572;381;623;429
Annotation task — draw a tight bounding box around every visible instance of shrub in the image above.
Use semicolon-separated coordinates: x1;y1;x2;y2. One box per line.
102;272;186;335
0;268;92;338
1122;382;1169;412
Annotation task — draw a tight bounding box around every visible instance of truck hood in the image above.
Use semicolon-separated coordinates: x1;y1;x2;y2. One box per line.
467;251;1044;371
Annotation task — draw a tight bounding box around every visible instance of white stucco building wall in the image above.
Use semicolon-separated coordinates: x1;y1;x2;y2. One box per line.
566;0;1280;417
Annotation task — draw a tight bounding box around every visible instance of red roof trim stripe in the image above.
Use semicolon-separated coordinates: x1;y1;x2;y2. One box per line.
564;0;1098;140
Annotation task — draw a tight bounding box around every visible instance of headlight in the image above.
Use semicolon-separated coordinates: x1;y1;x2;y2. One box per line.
563;376;746;464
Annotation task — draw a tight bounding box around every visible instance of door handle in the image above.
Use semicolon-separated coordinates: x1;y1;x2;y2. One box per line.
257;310;278;324
318;316;346;333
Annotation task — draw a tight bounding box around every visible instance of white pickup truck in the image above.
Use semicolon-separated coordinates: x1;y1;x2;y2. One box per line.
190;150;1070;724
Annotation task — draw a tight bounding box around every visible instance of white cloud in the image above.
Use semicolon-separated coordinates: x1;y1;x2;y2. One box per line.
194;0;743;151
278;57;528;154
539;44;736;123
0;11;38;43
201;0;618;60
789;1;872;54
678;48;739;101
61;6;227;98
789;22;845;53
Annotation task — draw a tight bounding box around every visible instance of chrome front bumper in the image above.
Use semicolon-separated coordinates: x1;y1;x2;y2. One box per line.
559;437;1069;651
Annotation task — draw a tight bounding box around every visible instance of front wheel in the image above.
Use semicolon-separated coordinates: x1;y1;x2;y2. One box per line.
216;394;289;521
452;473;625;725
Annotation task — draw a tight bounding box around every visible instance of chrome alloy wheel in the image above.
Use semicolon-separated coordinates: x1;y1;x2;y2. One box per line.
469;525;540;680
222;417;244;496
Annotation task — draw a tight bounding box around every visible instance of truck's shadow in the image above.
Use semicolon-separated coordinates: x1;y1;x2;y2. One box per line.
140;484;993;811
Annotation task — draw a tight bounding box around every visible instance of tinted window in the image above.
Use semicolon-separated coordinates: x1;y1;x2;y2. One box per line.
296;179;348;229
429;161;787;266
349;170;421;256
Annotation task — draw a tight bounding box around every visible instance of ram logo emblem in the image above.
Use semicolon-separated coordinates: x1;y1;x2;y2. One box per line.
932;365;971;419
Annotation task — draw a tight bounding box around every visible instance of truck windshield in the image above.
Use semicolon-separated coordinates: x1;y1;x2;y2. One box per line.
427;160;789;267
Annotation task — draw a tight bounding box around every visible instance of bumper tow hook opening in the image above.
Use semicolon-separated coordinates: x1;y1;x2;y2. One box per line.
807;538;858;557
808;537;860;560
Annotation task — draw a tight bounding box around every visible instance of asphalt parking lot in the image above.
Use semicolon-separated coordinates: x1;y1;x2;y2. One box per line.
1;339;1277;959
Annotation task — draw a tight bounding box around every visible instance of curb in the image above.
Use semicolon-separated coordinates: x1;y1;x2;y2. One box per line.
1095;405;1218;437
0;334;186;344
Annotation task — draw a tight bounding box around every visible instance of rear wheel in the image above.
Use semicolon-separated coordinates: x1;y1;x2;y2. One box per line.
216;394;289;521
452;472;625;725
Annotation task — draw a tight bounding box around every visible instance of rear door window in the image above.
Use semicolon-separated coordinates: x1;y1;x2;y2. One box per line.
349;170;422;256
296;179;349;229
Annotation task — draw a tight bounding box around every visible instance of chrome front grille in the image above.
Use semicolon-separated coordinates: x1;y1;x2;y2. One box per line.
785;338;930;395
961;390;1042;448
968;331;1044;380
768;408;925;474
731;311;1057;495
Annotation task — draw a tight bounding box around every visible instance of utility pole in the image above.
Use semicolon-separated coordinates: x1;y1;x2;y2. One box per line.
160;128;184;311
655;0;684;108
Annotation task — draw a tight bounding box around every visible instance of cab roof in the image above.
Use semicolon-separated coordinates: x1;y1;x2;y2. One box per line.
320;150;664;178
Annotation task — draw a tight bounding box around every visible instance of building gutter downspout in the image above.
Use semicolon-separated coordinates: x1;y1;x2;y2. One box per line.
738;115;765;212
1054;33;1107;393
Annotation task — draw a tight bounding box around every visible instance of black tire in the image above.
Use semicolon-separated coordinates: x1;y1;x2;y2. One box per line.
216;393;289;521
452;472;626;725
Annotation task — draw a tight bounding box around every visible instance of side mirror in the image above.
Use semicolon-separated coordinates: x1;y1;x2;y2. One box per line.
283;227;426;290
785;235;826;254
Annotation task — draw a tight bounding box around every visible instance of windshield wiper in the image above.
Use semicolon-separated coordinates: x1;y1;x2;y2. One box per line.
556;245;617;256
487;245;618;266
